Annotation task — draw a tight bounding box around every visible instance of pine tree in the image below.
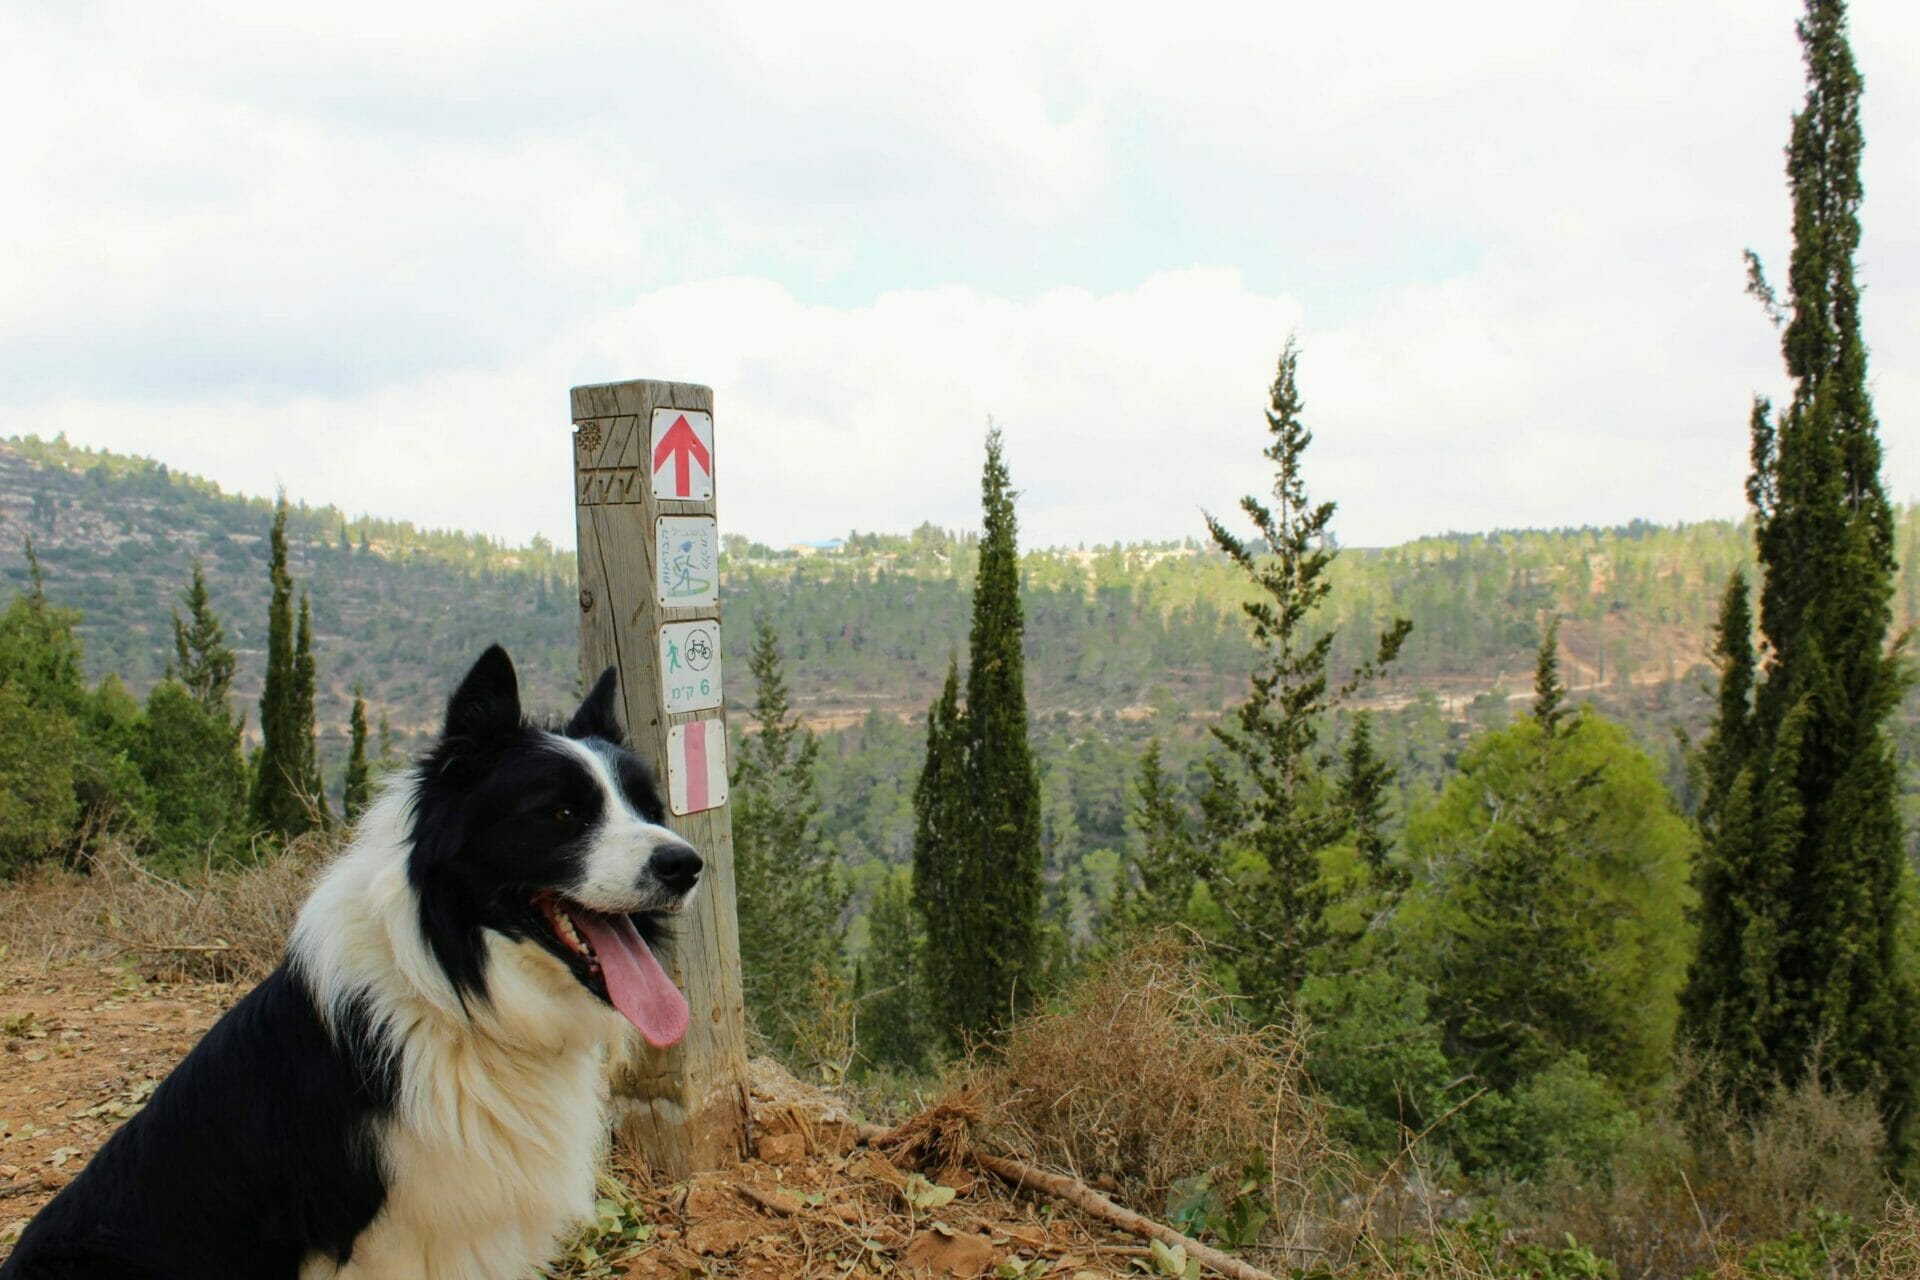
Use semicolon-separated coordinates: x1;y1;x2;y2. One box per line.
1119;738;1200;930
859;869;929;1072
140;680;250;873
1685;0;1915;1136
1199;342;1412;1014
249;496;307;839
343;686;371;822
1531;617;1568;735
732;617;846;1049
170;559;236;717
1412;710;1694;1096
1339;714;1396;888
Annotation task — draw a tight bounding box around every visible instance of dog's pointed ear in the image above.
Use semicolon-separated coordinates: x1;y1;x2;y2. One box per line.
565;666;624;742
444;645;522;741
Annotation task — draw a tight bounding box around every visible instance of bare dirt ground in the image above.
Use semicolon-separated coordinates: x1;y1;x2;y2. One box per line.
0;961;232;1238
0;959;1143;1277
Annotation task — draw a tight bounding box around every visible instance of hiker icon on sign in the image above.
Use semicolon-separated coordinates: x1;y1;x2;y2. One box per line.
655;516;720;609
665;547;712;600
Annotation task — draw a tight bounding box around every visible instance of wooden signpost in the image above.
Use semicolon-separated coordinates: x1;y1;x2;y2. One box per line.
571;378;750;1175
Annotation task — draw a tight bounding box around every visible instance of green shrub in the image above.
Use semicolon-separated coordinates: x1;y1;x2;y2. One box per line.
0;683;79;873
1302;969;1455;1160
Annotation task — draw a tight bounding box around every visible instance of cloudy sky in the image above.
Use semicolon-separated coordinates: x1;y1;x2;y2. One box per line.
4;1;1918;550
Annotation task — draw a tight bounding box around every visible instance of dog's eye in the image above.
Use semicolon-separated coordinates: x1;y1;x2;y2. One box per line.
551;807;576;824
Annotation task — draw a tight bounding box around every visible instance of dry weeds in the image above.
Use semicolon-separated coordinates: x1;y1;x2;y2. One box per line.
0;835;332;982
969;934;1345;1255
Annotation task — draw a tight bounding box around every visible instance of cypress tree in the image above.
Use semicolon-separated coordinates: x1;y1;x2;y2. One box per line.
1685;0;1915;1138
249;496;307;839
1531;617;1568;736
294;591;330;827
962;427;1044;1024
910;429;1045;1043
1680;575;1777;1101
1200;341;1412;1015
170;559;236;718
376;710;399;772
912;659;979;1041
343;686;371;822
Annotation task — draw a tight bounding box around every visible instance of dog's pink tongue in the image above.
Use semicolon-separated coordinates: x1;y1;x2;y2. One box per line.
574;912;689;1048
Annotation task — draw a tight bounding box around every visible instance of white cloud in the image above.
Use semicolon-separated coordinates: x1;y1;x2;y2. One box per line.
1;0;1917;548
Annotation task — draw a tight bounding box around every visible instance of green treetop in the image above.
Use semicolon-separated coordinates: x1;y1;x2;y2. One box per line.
1531;617;1568;735
170;559;236;718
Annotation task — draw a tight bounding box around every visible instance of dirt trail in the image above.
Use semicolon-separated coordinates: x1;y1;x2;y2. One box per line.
0;961;1144;1276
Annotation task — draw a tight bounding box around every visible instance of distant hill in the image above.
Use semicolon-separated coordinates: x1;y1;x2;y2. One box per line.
6;432;1918;780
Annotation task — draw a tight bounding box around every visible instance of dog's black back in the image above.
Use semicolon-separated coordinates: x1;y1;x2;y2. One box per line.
0;965;396;1279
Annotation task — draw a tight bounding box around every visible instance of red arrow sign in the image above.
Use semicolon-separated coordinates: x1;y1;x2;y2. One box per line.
652;414;712;497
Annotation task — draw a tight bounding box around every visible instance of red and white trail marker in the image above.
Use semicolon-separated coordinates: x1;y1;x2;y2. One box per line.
666;718;728;816
650;408;714;501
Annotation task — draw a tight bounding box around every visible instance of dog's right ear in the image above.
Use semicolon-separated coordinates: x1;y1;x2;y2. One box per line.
565;667;624;742
444;645;522;741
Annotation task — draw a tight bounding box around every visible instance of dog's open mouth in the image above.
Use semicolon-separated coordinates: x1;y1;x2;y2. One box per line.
533;892;690;1049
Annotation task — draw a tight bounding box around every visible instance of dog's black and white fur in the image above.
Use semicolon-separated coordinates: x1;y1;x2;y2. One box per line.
1;646;701;1279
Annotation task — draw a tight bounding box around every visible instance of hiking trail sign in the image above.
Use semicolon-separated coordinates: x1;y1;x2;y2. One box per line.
666;719;729;816
570;378;747;1177
656;515;719;609
651;408;714;501
658;619;723;715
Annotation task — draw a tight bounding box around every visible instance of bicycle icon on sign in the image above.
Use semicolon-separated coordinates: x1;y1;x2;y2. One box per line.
684;630;714;671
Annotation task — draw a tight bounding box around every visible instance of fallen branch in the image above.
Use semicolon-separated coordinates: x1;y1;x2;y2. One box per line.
856;1121;1278;1280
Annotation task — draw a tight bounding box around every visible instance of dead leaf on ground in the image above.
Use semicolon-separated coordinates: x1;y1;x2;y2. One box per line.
903;1223;998;1277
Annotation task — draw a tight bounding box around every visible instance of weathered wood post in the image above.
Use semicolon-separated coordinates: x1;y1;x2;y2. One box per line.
571;378;750;1174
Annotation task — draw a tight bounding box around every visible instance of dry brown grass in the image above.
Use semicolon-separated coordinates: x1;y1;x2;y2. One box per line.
1503;1062;1893;1279
968;934;1343;1252
0;834;333;982
1859;1195;1920;1280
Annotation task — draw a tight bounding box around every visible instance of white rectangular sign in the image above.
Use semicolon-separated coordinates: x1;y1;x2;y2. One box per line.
658;619;723;715
666;718;728;816
656;515;719;609
650;408;714;502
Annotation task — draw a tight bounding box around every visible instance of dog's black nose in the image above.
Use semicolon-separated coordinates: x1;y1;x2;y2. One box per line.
648;844;703;894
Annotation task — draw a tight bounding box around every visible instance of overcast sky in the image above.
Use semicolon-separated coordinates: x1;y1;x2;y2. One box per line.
4;1;1918;550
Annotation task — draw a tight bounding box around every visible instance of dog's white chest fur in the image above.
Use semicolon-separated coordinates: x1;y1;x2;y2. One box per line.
302;1027;608;1279
295;798;628;1280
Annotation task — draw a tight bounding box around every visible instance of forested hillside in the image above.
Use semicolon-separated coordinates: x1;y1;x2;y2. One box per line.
18;431;1914;739
6;429;1920;902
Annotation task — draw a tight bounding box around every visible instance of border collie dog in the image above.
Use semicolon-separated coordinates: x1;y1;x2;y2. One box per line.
2;646;701;1279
